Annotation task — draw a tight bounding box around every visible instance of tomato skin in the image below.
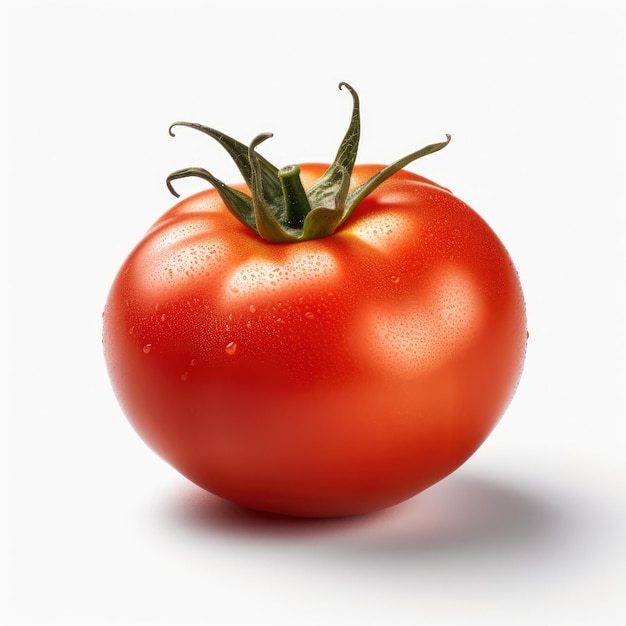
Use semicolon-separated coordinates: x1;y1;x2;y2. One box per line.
103;165;526;517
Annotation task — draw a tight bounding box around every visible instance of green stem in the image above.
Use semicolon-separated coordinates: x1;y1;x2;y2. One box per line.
166;166;256;231
342;134;452;227
168;122;282;199
278;165;311;230
248;133;299;242
305;82;360;211
166;83;450;243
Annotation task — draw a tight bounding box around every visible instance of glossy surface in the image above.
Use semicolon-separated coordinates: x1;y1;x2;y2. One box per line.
103;165;526;517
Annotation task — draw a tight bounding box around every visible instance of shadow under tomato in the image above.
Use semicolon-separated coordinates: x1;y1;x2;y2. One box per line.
165;471;567;556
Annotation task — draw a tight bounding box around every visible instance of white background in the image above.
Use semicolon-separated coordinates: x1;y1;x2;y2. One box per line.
3;0;625;624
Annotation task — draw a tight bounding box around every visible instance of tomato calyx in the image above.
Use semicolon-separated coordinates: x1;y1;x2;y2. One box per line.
166;83;451;243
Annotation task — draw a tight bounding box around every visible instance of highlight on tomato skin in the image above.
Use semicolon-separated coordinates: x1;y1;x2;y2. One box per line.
102;83;527;518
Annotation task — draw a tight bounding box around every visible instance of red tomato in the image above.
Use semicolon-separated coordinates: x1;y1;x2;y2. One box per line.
103;85;526;517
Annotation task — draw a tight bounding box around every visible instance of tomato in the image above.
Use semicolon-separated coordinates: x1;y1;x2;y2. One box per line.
103;84;526;517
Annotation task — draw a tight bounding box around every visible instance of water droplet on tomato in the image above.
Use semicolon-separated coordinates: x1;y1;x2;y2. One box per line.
190;358;196;366
225;341;237;355
249;304;256;313
180;371;189;382
143;344;152;354
128;326;135;335
304;311;315;320
391;275;400;284
160;314;166;322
